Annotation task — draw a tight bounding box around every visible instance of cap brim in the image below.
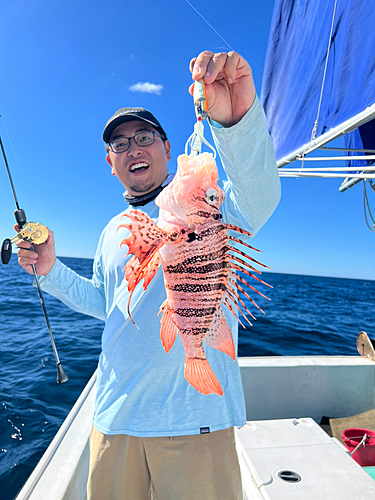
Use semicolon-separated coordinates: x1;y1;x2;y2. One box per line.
103;115;163;143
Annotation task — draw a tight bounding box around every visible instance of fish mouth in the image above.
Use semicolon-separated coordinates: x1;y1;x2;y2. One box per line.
160;206;189;227
156;190;190;228
128;161;150;174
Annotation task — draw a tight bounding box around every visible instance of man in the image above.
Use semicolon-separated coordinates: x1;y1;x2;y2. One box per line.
16;51;281;499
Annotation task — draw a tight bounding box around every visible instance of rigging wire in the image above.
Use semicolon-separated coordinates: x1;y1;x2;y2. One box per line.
321;147;375;153
301;0;337;170
363;180;375;231
298;0;338;172
185;0;235;52
279;172;375;179
281;166;375;171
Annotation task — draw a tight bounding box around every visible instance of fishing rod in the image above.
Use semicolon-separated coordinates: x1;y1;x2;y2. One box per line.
0;136;68;384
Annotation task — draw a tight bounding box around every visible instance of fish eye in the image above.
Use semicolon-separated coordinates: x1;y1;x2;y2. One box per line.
205;188;219;205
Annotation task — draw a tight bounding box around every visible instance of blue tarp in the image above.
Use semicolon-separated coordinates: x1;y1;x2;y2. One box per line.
261;0;375;165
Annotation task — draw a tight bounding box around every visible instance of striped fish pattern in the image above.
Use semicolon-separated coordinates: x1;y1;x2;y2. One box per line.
118;152;270;396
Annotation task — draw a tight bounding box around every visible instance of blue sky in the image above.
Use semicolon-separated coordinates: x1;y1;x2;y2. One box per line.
0;0;373;280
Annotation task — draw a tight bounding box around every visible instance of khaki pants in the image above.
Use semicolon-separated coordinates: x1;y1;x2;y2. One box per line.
87;425;242;500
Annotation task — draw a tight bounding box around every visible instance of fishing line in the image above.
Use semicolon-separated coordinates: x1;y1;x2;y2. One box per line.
0;116;42;223
185;0;235;52
0;116;22;169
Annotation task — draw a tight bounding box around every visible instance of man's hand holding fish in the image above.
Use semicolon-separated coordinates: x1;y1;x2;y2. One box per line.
15;50;281;500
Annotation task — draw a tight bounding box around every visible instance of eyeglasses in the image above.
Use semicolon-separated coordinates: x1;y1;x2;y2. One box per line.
108;130;164;153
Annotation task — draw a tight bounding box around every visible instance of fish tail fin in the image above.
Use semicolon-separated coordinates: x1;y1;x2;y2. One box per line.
184;357;223;396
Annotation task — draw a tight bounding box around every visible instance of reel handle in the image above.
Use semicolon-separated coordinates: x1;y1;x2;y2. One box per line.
1;239;12;265
1;209;27;264
1;210;48;265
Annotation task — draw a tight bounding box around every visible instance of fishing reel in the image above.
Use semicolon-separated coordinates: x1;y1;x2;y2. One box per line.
1;216;48;265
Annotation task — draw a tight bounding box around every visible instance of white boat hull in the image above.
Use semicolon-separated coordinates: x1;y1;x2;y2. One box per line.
15;356;375;499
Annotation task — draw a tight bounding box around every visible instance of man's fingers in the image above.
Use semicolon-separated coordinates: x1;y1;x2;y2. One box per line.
46;228;54;242
15;239;32;249
190;51;243;85
18;255;38;270
189;57;197;74
204;52;229;84
17;247;38;260
191;51;215;80
222;51;239;83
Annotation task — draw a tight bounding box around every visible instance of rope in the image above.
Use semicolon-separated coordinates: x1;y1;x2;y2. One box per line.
310;0;338;142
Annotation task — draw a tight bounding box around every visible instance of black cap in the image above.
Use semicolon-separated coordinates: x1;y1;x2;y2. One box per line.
102;107;167;143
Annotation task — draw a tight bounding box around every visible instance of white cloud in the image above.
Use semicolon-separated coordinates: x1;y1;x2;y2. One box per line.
129;82;163;95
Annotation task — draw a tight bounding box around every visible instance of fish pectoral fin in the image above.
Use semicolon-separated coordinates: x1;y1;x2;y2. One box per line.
124;256;140;290
160;307;178;353
184;357;223;396
120;210;167;296
142;252;161;290
124;252;162;325
119;209;168;264
124;251;161;294
203;306;235;361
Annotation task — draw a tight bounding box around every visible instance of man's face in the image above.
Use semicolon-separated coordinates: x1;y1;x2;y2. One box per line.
106;120;171;196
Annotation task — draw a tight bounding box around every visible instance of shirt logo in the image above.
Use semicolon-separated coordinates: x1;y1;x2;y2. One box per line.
200;427;210;434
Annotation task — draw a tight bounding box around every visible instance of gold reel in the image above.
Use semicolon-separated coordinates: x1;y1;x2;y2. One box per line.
11;222;49;245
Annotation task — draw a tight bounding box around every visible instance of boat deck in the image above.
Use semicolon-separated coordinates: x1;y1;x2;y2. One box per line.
15;356;375;499
236;418;375;499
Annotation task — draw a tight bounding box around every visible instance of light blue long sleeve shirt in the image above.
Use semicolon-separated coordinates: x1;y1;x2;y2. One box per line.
39;97;280;436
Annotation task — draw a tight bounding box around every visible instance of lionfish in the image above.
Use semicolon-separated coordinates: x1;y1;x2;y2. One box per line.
118;152;270;396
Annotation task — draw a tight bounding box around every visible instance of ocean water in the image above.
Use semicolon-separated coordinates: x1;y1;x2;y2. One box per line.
0;255;374;499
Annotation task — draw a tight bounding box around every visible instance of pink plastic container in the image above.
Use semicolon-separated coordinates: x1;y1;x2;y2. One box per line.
342;428;375;466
